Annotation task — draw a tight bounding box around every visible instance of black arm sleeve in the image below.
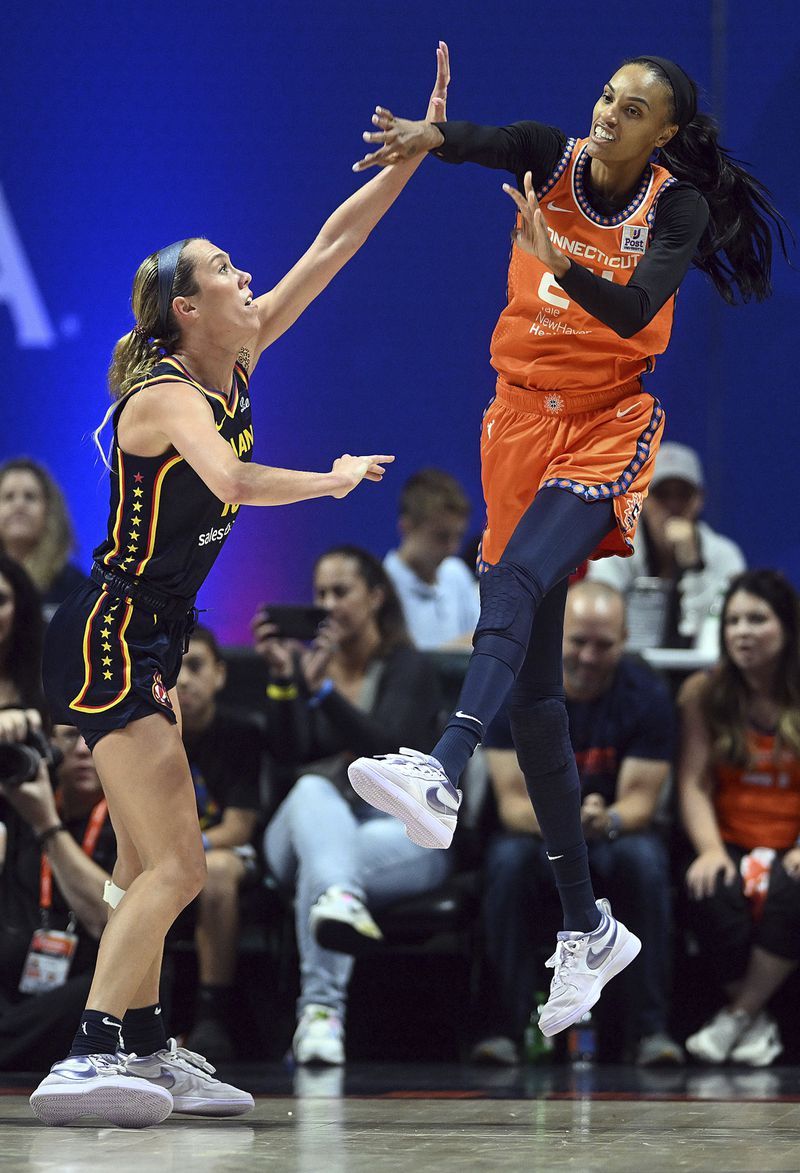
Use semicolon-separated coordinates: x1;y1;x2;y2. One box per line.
555;185;710;338
432;121;567;189
314;648;442;758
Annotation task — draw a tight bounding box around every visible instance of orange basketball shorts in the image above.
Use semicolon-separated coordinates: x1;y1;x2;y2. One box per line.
478;377;665;568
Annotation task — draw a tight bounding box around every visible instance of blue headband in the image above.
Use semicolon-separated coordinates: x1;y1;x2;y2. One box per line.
157;239;190;336
635;56;697;131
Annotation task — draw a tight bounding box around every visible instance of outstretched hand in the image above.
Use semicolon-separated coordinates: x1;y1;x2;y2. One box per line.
502;171;569;277
352;41;450;172
330;453;395;499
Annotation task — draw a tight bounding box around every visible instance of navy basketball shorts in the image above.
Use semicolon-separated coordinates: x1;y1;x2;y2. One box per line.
43;581;192;751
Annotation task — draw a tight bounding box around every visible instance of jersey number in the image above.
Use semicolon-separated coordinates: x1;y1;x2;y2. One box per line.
537;268;615;310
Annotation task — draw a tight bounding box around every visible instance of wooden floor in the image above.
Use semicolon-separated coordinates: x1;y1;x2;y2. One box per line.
2;1062;799;1172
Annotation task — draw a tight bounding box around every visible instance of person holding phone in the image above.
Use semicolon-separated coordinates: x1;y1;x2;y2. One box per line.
30;45;450;1128
253;546;449;1065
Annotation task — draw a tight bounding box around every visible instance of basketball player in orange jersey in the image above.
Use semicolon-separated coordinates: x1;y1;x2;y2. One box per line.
348;51;790;1038
29;45;450;1128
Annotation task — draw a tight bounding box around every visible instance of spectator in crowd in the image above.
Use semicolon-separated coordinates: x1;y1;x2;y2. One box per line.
588;443;746;650
679;569;800;1067
0;552;47;715
176;625;263;1062
253;546;449;1064
0;458;88;621
472;580;682;1066
384;468;479;649
0;724;116;1071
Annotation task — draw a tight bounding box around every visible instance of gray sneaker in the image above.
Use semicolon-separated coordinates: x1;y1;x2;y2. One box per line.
685;1008;750;1064
348;748;461;849
729;1012;783;1067
469;1037;520;1066
636;1031;685;1067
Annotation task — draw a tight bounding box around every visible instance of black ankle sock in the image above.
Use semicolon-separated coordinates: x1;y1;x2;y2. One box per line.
122;1004;168;1056
69;1009;123;1057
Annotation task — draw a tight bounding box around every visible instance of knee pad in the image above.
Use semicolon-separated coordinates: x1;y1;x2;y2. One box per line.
474;563;540;650
103;879;127;909
508;697;571;775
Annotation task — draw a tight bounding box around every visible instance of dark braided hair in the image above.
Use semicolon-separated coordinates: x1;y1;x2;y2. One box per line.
627;57;793;304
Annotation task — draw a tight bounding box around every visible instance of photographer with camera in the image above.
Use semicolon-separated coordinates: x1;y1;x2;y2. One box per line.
0;552;117;1070
0;725;116;1070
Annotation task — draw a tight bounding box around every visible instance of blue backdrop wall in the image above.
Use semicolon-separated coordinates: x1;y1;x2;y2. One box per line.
3;1;798;642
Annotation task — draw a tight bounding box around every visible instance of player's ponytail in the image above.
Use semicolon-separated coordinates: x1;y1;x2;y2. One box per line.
628;58;792;304
96;242;200;465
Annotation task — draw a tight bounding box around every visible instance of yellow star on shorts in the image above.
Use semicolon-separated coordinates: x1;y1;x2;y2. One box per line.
103;613;115;624
103;670;113;681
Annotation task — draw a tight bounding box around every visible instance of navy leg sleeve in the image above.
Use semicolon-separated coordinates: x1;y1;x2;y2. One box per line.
433;489;614;789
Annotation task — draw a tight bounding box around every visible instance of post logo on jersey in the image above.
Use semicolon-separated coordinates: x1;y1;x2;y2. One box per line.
620;225;649;254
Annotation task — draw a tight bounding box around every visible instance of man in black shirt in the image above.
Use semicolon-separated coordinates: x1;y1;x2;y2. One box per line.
176;625;262;1061
475;581;682;1066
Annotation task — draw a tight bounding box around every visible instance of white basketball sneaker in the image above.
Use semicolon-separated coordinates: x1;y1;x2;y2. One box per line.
125;1038;254;1116
309;885;384;954
348;748;461;849
29;1052;173;1127
538;898;642;1037
292;1005;345;1066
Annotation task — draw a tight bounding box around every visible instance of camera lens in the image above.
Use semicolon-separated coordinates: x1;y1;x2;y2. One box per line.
0;742;43;788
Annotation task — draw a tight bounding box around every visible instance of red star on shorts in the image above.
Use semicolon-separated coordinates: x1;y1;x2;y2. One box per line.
133;472;144;483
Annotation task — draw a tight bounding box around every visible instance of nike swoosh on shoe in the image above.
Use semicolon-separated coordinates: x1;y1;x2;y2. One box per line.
586;922;618;969
426;785;459;815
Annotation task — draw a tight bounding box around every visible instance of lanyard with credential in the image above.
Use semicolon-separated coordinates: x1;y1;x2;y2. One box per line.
39;799;109;927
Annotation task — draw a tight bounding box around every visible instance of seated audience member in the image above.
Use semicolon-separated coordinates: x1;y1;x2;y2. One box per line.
679;569;800;1067
588;443;746;650
473;580;682;1066
0;458;88;620
176;625;263;1062
0;552;47;715
383;468;479;649
0;724;116;1071
254;546;450;1065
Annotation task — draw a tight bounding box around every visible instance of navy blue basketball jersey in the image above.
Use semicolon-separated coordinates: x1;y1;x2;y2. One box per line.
92;356;253;603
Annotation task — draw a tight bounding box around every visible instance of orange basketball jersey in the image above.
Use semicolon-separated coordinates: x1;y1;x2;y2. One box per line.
714;730;800;852
490;137;679;394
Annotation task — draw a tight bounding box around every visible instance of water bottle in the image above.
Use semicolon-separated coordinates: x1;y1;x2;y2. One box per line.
567;1011;597;1066
524;993;555;1063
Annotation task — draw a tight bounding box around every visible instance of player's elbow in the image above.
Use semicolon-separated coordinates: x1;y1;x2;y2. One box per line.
615;315;648;340
208;464;249;505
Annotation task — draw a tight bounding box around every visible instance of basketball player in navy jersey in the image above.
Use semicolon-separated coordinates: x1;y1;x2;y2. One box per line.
30;44;450;1128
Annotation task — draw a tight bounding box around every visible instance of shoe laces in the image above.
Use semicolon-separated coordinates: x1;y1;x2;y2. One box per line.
376;749;445;780
157;1037;216;1076
89;1053;129;1074
545;938;582;990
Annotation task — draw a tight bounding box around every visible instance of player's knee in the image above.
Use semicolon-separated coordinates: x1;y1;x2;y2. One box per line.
508;696;571;775
474;563;540;650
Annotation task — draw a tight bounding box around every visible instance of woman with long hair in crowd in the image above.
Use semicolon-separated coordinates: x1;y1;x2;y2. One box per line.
348;51;791;1038
679;569;800;1066
0;551;46;721
255;546;449;1065
29;45;450;1127
0;459;87;619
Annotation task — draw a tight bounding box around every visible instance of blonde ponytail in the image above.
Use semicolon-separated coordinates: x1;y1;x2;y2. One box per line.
95;241;200;466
